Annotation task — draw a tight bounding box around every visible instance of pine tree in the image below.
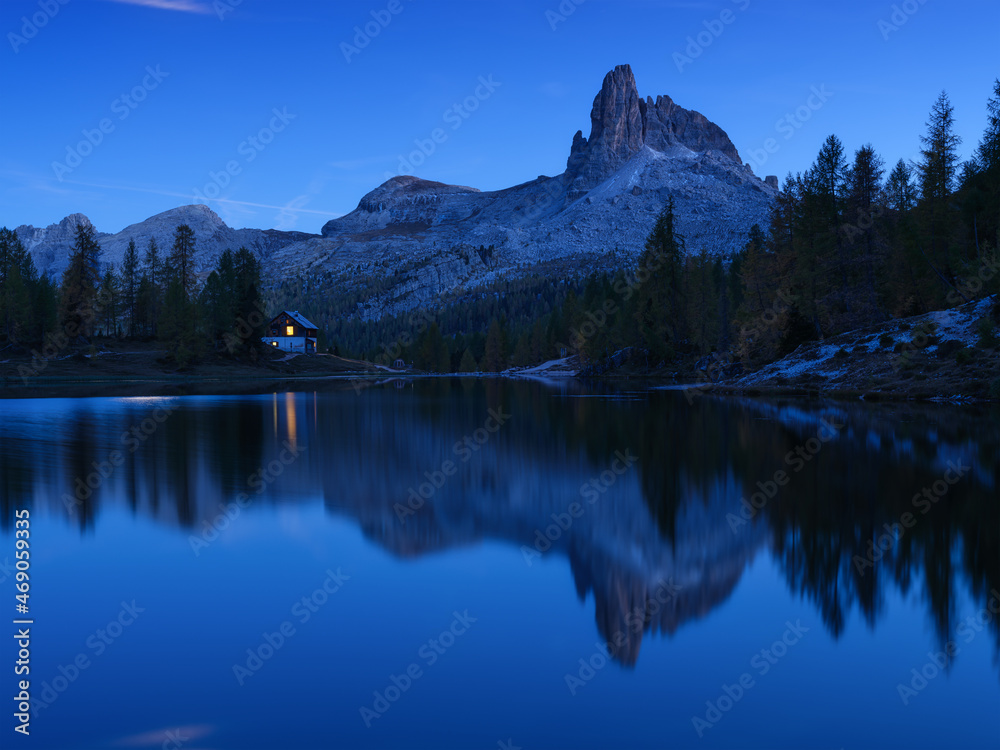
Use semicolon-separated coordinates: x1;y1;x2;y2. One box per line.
741;223;771;308
33;273;58;343
98;265;120;337
0;228;38;343
918;92;962;204
232;247;264;353
916;91;962;284
120;239;140;337
415;322;450;372
484;318;505;372
635;198;685;361
969;79;1000;254
886;159;916;212
885;160;924;315
845;144;887;319
59;223;102;339
159;275;199;366
200;270;226;346
511;331;533;366
143;237;162;336
529;319;545;363
168;224;197;301
813;134;849;219
458;347;478;372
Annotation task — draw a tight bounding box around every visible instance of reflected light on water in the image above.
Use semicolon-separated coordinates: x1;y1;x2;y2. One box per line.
286;391;298;448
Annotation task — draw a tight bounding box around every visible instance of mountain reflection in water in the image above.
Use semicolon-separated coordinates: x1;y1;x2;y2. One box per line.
1;380;997;672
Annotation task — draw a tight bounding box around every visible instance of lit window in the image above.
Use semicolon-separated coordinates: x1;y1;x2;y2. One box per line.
286;326;294;336
271;341;277;346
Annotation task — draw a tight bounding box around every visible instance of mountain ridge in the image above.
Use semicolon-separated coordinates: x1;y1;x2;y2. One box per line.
18;64;777;318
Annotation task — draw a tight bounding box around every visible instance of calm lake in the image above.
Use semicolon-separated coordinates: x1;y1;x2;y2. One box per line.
2;379;998;749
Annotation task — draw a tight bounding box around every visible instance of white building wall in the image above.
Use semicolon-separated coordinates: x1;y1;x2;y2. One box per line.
264;336;309;353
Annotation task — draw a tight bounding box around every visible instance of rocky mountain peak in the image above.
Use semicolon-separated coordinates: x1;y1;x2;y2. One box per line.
322;176;482;236
564;64;745;201
60;213;93;230
589;64;645;167
137;204;227;231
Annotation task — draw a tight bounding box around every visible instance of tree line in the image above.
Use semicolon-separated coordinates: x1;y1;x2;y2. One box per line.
0;223;265;366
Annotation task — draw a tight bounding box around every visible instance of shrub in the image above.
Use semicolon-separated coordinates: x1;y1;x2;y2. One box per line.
990;378;1000;400
835;347;849;358
879;333;894;348
976;318;998;349
936;339;963;358
955;347;973;366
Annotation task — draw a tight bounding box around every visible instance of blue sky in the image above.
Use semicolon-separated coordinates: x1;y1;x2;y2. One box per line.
2;0;998;234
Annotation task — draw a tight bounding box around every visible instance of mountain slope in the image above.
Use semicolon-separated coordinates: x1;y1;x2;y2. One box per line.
269;64;777;317
732;295;1000;399
17;204;316;281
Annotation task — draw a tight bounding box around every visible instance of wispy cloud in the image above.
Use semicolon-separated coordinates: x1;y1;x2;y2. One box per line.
101;0;214;15
274;171;341;229
56;178;336;218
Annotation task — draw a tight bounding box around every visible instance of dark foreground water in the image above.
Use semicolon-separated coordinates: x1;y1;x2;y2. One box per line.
1;379;998;750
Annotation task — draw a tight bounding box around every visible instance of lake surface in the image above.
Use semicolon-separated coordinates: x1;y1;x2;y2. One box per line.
1;379;998;749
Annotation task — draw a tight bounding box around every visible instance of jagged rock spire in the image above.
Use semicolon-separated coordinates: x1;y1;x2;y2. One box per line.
564;64;742;201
